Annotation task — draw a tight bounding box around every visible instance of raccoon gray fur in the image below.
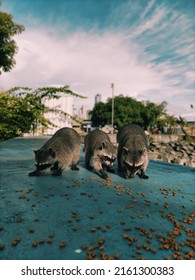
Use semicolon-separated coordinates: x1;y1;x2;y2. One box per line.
117;124;149;179
84;129;116;179
29;127;81;176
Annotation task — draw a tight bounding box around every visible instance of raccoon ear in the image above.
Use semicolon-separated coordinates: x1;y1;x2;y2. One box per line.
48;147;55;158
32;148;37;154
101;141;106;150
123;147;128;154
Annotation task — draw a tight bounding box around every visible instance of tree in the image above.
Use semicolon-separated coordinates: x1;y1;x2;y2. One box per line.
90;95;175;131
90;95;145;128
141;101;167;131
0;2;25;73
90;95;144;128
110;95;144;128
0;86;85;141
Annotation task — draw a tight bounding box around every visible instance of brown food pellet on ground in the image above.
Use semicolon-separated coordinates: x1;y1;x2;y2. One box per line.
89;216;94;220
172;228;181;236
123;227;131;231
28;228;35;233
96;226;102;229
106;177;112;182
106;224;111;229
0;244;5;250
150;248;156;253
32;241;38;247
98;238;105;244
87;246;94;251
90;228;97;232
59;242;67;248
14;237;21;242
11;240;18;246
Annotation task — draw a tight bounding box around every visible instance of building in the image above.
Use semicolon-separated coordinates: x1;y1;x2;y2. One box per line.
43;93;73;135
95;93;101;104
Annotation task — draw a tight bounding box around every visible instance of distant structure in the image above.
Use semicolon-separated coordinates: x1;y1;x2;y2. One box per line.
95;93;101;104
79;105;88;120
43;93;73;135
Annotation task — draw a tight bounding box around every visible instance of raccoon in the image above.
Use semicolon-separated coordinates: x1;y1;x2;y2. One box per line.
28;127;81;176
117;124;149;179
84;129;116;179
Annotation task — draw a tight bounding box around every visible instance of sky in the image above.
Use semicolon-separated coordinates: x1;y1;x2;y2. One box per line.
0;0;195;120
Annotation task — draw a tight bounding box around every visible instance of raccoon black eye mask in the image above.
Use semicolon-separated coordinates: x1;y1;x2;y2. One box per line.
102;156;116;163
28;163;54;176
124;162;142;171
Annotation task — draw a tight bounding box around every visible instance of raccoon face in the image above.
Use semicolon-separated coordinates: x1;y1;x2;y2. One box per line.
98;141;116;167
122;147;146;178
34;147;56;166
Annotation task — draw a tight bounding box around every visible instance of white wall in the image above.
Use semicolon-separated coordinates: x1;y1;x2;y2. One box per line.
44;94;73;135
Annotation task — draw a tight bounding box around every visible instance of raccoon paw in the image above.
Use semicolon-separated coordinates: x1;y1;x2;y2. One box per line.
123;174;130;180
138;173;149;179
86;164;93;170
71;165;79;171
28;170;40;176
51;169;62;176
120;169;130;179
106;167;115;173
99;169;109;180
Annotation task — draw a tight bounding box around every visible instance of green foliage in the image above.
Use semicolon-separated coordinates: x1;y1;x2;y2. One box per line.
91;95;144;128
0;3;25;73
0;86;85;141
90;95;175;130
141;100;167;130
111;95;144;128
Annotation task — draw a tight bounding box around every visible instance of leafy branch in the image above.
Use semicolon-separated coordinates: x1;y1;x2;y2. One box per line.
0;86;86;141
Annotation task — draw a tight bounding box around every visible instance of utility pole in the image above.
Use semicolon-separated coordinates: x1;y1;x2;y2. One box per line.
111;83;114;134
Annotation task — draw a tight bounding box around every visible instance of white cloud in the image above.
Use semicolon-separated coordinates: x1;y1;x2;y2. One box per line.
140;0;156;20
0;27;164;109
127;7;166;39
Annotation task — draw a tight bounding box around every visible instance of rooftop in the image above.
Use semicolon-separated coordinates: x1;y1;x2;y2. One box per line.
0;137;194;260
